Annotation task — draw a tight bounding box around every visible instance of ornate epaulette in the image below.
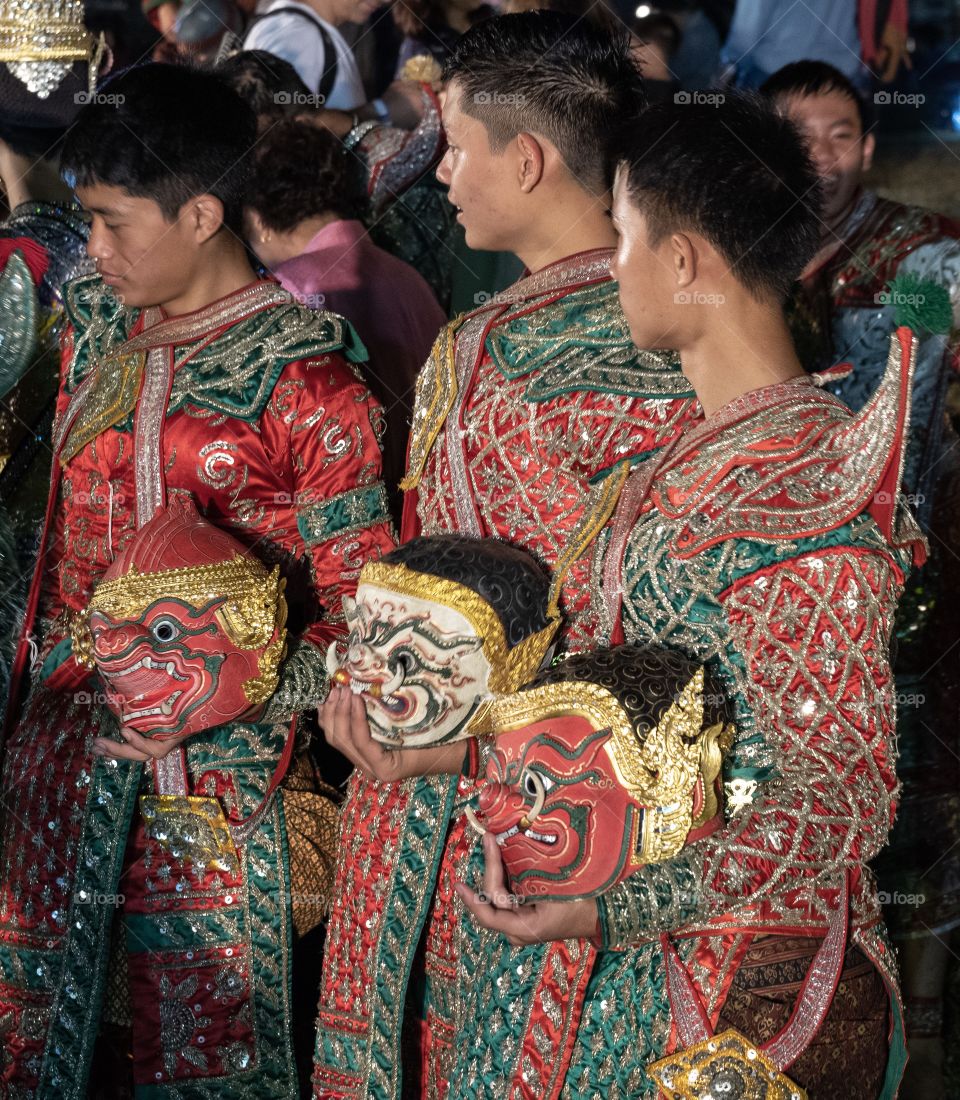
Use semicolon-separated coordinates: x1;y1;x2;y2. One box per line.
62;273;133;388
652;328;926;563
399;319;459;492
167;303;368;423
485;280;693;401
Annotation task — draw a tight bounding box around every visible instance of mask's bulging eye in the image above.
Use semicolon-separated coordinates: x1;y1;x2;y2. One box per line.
151;618;180;644
397;652;416;674
522;769;554;797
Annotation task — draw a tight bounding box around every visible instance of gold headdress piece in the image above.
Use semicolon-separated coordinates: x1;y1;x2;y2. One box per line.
0;0;104;98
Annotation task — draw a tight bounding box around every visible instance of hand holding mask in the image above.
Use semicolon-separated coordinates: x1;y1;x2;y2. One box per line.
76;497;287;740
467;645;733;901
325;535;560;748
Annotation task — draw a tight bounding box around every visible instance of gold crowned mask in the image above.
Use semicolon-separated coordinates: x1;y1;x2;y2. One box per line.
489;672;730;866
80;554;288;706
356;558;560;704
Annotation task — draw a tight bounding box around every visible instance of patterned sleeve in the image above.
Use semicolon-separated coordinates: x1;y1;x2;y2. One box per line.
258;353;397;720
596;548;902;948
346;86;444;217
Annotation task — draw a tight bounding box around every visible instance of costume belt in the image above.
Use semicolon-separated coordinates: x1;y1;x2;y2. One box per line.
649;877;850;1100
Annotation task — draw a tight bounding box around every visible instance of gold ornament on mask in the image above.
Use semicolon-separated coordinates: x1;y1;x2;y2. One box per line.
0;0;106;98
648;1028;808;1100
358;558;560;729
78;555;288;700
490;672;733;865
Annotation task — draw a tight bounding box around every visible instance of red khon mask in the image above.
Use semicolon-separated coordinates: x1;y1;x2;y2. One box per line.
467;645;733;901
76;497;287;740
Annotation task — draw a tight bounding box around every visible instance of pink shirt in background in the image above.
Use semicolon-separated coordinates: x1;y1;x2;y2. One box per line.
272;219;446;515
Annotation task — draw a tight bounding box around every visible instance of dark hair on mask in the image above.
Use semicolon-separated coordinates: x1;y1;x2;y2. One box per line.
60;63;256;235
443;11;645;195
613;92;822;302
760;60;869;132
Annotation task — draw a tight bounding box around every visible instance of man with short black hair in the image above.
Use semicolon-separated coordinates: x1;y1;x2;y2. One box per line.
764;59;960;1100
0;62;395;1095
313;13;699;1097
456;90;919;1100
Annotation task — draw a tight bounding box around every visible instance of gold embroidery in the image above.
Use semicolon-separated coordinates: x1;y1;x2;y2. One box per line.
60;351;145;465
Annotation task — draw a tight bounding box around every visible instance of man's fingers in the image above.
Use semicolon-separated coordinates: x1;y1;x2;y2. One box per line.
481;832;517;907
454;882;540;947
118;726;169;758
91;738;150;762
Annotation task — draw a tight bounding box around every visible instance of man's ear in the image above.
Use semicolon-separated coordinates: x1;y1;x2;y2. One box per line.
671;231;698;289
516;131;545;193
861;130;876;173
186;193;226;244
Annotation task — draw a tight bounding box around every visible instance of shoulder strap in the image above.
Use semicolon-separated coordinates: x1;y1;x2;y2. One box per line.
244;6;340;100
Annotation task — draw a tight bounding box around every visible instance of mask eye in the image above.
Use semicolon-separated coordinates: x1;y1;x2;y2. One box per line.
522;769;554;797
151;618;180;644
396;651;416;674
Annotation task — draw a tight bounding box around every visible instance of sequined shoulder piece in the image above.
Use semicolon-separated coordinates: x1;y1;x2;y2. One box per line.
652;328;925;559
399;319;460;491
485;280;693;401
62;274;134;390
167;303;368;422
0;252;39;399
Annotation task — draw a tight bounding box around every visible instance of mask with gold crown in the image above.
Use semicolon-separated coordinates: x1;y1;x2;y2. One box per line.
466;645;733;900
76;497;287;740
325;535;560;748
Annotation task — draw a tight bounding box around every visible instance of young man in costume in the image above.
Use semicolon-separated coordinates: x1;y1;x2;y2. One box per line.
0;63;395;1095
313;13;699;1098
763;61;960;1099
457;94;922;1099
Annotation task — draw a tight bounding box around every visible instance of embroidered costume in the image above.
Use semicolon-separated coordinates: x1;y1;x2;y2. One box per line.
788;189;960;940
0;275;395;1096
0;204;92;690
345;87;458;312
447;328;923;1099
312;248;699;1098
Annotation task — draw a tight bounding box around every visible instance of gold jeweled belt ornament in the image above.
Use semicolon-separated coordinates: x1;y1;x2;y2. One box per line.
648;881;850;1100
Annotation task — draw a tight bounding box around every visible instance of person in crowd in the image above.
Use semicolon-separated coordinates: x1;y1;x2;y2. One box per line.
218;49;459;310
313;13;699;1096
723;0;909;88
0;3;95;691
0;63;395;1095
246;118;446;516
630;11;682;103
243;0;425;125
391;0;493;79
456;91;922;1100
764;59;960;1100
